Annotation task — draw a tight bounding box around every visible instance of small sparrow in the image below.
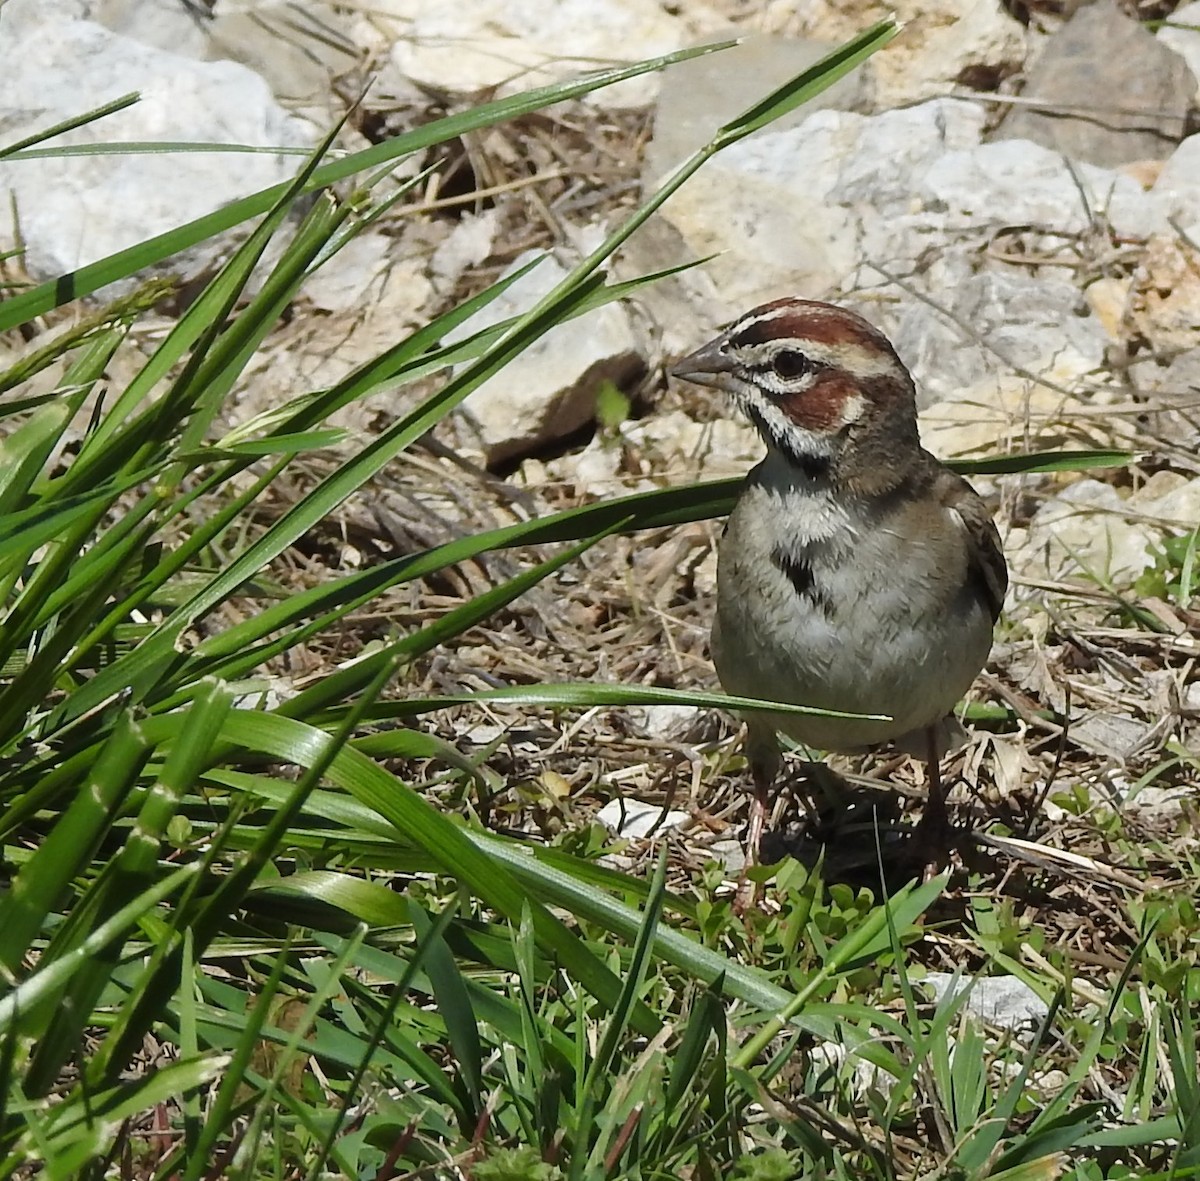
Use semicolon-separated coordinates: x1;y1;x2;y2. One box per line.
671;298;1007;866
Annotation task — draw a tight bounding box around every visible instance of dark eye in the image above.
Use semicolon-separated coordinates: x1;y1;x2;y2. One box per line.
771;349;811;380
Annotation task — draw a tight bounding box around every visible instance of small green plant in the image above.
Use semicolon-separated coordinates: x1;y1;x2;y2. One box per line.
594;379;631;436
1136;524;1200;608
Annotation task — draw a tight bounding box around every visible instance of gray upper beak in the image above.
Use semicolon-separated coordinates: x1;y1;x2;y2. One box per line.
669;337;736;389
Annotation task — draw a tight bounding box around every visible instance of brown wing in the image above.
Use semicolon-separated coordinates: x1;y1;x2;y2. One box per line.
941;473;1008;623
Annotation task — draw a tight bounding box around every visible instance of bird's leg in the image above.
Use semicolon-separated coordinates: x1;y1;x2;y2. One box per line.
915;725;952;873
735;721;779;911
746;755;773;869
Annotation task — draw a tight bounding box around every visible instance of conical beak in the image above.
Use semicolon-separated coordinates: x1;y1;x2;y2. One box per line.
669;337;737;391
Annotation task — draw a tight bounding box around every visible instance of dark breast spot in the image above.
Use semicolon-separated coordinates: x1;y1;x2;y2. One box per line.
771;546;833;614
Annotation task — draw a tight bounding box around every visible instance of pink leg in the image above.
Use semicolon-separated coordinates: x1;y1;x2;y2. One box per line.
916;726;952;874
735;723;778;912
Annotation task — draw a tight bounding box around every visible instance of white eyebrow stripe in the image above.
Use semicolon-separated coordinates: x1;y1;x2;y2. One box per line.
728;306;795;337
792;341;901;377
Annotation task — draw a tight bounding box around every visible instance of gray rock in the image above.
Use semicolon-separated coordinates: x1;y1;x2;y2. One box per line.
780;0;1027;112
644;100;986;337
1134;348;1200;446
1157;1;1200;105
878;262;1107;409
1124;784;1195;823
205;2;360;119
1070;713;1155;761
925;972;1050;1031
1013;473;1200;587
1015;478;1155;586
914;135;1154;242
90;0;210;58
993;1;1194;167
0;11;314;284
1149;134;1200;241
643;33;867;187
644;98;1125;398
449;246;643;465
625;704;702;742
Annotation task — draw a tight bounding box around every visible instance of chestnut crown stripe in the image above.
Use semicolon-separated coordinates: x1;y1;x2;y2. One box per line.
725;304;910;386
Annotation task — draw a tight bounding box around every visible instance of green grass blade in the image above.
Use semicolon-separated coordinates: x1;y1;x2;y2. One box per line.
0;710;149;975
0;92;139;159
0;43;731;329
0;863;199;1032
412;906;485;1123
715;21;899;141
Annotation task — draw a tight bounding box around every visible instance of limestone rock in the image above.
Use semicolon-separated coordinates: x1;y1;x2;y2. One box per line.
450;248;643;465
1133;348;1200;446
1149;133;1200;241
925;973;1050;1031
1013;474;1200;587
90;0;210;58
597;798;688;838
645;98;1129;398
205;2;359;121
865;0;1027;109
643;33;867;188
993;1;1193;167
645;101;984;337
1128;233;1200;355
884;264;1107;410
623;410;763;482
757;0;1027;110
1157;1;1200;105
0;10;314;283
392;0;719;110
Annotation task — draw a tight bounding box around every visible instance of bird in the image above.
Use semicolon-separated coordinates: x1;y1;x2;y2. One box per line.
670;297;1008;872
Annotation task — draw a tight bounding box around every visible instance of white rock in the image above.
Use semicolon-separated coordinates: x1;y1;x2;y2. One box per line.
625;704;701;742
1123;782;1190;820
917;137;1156;242
0;0;91;31
596;798;688;838
1129;472;1200;531
0;12;314;283
392;0;692;110
1015;479;1156;586
650;100;946;311
654;101;983;319
885;263;1107;409
1070;713;1154;760
431;211;500;292
654;98;1136;401
302;232;398;313
1149;135;1200;241
918;379;1094;468
779;0;1027;111
229;241;433;434
925;972;1050;1031
624;409;763;481
706;838;746;875
866;0;1027;110
449;247;642;465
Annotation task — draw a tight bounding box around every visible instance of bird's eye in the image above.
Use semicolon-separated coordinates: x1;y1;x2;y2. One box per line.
771;349;811;380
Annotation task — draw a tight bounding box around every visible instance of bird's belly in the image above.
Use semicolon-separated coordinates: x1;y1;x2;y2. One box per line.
712;551;993;752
